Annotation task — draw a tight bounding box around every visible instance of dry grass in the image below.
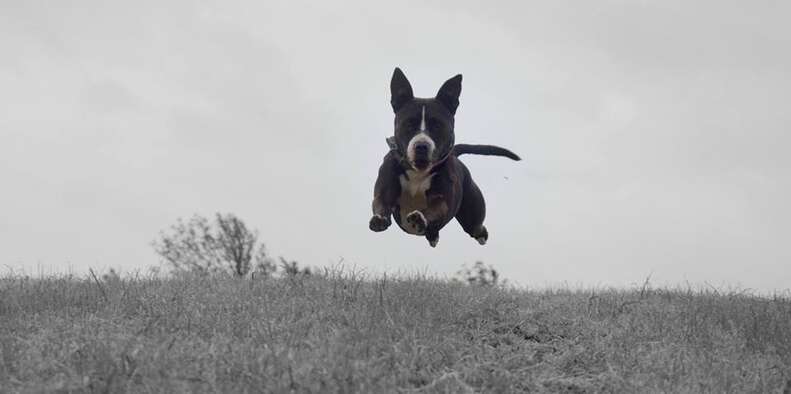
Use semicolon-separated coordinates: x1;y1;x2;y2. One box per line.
1;269;790;393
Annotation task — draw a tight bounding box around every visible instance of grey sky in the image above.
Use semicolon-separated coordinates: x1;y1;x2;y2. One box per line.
1;1;789;290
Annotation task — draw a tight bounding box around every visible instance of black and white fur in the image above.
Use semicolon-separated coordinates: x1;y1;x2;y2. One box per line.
370;67;520;247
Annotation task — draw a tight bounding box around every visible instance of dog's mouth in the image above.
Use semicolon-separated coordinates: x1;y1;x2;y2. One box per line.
412;158;431;170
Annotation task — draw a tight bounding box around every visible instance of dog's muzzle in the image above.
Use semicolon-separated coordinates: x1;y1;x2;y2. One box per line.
407;133;435;170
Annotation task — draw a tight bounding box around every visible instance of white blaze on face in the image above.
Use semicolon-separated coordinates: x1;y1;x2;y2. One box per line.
406;105;435;166
419;105;427;132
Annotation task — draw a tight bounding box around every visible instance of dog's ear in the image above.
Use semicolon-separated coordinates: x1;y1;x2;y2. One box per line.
390;67;414;113
436;74;462;114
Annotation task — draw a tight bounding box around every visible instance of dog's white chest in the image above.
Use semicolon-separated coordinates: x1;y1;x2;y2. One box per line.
399;170;434;197
398;170;434;234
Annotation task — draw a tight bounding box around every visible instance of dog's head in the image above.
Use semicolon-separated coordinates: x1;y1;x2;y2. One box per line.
389;67;462;171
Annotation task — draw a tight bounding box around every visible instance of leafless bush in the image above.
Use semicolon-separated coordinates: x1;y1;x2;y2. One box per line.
279;257;311;277
152;213;275;277
456;261;499;286
102;268;121;283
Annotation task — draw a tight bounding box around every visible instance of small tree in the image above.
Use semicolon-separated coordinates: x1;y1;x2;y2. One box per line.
152;213;275;277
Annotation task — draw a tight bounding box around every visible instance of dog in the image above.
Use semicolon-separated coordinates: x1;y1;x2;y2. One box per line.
369;68;520;247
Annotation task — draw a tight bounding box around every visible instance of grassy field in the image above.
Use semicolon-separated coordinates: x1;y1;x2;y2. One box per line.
1;269;790;393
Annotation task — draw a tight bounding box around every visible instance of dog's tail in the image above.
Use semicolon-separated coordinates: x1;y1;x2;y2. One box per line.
453;144;521;161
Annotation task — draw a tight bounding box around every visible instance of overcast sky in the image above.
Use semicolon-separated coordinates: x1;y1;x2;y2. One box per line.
1;0;789;291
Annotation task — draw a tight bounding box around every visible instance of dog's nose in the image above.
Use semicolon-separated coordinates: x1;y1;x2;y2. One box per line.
414;143;430;156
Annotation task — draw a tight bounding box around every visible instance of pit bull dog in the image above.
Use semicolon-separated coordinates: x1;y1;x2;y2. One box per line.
369;68;521;247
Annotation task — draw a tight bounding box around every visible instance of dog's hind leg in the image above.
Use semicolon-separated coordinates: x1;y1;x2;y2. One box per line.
425;229;440;247
455;178;488;245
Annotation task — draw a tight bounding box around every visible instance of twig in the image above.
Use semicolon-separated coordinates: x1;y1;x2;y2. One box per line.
89;268;109;302
639;272;653;299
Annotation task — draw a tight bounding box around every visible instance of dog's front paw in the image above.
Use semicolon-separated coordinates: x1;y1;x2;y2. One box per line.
405;210;427;235
369;214;391;232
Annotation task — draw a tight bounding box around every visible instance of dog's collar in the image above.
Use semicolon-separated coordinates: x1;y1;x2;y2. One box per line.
386;136;452;173
428;151;452;173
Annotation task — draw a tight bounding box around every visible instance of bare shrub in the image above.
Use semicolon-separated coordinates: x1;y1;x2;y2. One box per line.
152;213;275;277
279;257;311;277
456;261;500;286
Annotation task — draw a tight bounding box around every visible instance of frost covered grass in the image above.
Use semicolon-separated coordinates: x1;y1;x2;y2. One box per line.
1;270;789;392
